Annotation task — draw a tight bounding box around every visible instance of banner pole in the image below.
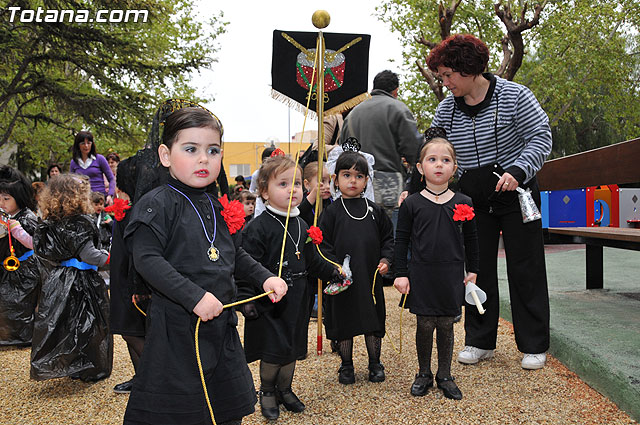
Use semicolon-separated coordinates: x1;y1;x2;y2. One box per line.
316;29;326;356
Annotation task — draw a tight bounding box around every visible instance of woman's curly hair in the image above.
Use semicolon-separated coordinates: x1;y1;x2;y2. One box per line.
39;174;93;220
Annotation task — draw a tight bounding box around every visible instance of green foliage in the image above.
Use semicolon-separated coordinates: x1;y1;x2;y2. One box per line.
376;0;640;156
0;0;227;176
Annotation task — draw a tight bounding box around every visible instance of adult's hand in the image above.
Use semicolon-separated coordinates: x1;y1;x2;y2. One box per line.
397;191;409;206
495;172;519;192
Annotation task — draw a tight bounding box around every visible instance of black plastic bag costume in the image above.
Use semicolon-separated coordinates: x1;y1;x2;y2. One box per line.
31;215;112;381
0;208;42;346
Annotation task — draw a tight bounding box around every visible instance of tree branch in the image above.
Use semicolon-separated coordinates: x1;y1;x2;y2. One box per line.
416;60;445;102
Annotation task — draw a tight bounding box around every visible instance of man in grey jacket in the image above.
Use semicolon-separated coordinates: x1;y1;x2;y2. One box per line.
339;70;421;220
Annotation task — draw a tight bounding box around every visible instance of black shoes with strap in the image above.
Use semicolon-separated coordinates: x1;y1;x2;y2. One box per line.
410;372;434;396
436;376;463;400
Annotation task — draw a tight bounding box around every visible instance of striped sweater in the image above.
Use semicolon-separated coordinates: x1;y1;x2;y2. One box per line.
431;75;552;184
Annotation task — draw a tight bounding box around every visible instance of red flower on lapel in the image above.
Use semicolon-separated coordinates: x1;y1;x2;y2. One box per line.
453;203;475;221
306;226;323;244
219;195;245;235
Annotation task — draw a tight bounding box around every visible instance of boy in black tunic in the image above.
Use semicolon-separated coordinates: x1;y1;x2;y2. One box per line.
123;107;287;425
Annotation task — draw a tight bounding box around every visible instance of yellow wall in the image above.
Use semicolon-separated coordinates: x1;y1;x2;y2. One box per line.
222;141;306;180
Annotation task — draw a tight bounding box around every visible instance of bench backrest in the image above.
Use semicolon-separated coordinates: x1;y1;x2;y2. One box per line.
537;138;640;191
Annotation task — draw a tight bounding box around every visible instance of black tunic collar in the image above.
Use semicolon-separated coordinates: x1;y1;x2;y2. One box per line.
167;175;207;197
454;73;496;117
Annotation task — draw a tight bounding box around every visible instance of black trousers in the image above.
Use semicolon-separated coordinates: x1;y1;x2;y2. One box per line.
464;206;550;354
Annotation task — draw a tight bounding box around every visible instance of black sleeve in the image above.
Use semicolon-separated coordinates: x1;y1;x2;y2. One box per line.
298;196;315;226
131;224;206;313
303;222;337;281
393;200;412;277
233;231;274;292
217;164;229;196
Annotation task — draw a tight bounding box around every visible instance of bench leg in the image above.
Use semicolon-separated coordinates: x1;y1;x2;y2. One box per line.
586;244;603;289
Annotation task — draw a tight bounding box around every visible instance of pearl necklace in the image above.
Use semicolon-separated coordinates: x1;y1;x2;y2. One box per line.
265;210;302;259
340;197;373;221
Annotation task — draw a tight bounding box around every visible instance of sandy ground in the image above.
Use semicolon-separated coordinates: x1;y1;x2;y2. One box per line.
1;287;636;425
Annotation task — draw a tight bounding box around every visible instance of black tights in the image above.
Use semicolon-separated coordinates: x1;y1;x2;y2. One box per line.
122;335;145;373
416;315;455;379
336;333;382;366
259;360;298;408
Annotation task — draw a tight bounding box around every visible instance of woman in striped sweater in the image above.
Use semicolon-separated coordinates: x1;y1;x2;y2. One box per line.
427;34;551;370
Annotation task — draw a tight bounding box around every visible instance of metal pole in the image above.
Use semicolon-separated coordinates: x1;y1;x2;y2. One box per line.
316;30;325;356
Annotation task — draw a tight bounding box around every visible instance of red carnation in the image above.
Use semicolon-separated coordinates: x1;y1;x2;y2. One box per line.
306;226;323;245
104;198;131;221
453;203;475;221
219;194;245;235
270;148;286;157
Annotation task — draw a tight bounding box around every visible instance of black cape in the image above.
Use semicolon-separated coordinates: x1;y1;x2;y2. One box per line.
109;213;147;336
0;208;41;346
123;178;273;425
238;210;335;363
31;214;112;381
319;198;394;340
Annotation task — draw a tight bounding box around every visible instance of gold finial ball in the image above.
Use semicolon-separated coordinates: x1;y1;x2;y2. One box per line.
312;10;330;29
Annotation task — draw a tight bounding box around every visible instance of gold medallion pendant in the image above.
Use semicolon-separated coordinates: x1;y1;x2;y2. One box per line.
208;246;220;262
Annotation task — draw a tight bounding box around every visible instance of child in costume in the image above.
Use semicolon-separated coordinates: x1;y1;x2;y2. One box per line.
237;189;256;225
319;149;394;385
299;161;332;320
31;174;112;381
0;166;40;346
238;154;342;420
107;156;148;394
122;107;287;425
393;137;479;400
90;191;113;250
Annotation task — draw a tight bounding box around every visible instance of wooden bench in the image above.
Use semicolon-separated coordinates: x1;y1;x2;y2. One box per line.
537;138;640;289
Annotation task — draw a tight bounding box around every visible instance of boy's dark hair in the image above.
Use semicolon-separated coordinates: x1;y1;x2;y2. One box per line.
162;107;222;149
0;165;36;211
238;190;256;203
72;130;97;160
426;34;489;76
47;163;62;177
373;70;399;93
334;151;369;178
106;152;120;163
261;147;276;161
90;191;105;203
235;175;246;183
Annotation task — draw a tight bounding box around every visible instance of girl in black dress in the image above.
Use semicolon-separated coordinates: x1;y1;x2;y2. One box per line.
0;166;40;346
393;137;479;400
238;155;340;420
319;151;394;385
122;107;288;425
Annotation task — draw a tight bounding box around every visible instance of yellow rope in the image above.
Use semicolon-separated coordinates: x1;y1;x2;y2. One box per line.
371;268;379;305
133;299;146;317
195;290;275;424
386;294;407;355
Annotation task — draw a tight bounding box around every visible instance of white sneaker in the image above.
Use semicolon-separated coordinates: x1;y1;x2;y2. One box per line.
521;353;546;370
457;346;494;364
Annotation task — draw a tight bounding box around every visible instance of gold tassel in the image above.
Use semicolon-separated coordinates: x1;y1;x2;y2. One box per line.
270;89;371;119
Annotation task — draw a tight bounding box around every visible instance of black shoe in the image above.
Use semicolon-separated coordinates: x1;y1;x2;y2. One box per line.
330;339;338;353
368;362;385;383
338;365;355;385
410;372;433;396
436;376;463;400
259;390;280;420
453;313;462;323
277;389;305;413
113;378;134;394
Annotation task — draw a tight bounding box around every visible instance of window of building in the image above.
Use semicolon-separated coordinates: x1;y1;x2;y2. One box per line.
229;164;251;178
